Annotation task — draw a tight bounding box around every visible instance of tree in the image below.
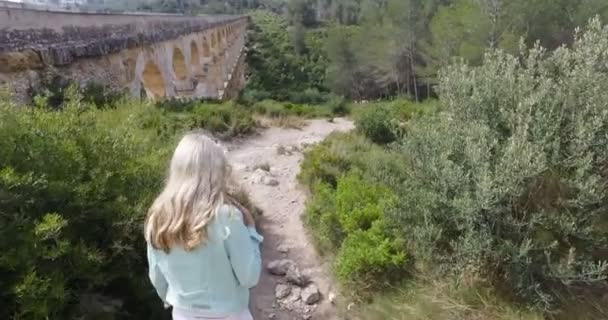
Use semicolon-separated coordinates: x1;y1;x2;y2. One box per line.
325;26;361;98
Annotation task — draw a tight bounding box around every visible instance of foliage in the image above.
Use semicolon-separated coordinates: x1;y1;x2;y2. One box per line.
356;278;545;320
28;74;125;110
335;221;406;291
355;104;397;144
303;19;608;315
252;99;334;118
246;11;329;101
355;98;439;144
138;100;258;140
187;102;257;138
303;182;342;253
299;132;374;187
0;91;170;319
390;19;608;312
300;133;410;291
0;84;267;319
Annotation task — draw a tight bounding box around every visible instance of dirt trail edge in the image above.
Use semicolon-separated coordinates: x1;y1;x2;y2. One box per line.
226;118;354;320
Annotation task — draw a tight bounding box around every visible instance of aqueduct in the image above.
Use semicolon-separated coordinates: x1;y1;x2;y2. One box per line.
0;1;248;102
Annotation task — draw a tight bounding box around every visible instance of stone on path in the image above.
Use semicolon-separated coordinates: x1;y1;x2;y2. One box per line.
286;265;310;287
251;168;280;186
267;259;294;276
277;244;290;253
283;287;302;309
301;285;321;305
275;284;291;300
328;292;336;304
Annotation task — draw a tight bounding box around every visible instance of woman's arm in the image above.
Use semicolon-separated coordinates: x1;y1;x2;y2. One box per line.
225;195;255;227
147;244;169;303
223;206;263;288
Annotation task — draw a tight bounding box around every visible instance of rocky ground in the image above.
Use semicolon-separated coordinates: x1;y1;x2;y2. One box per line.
226;118;354;320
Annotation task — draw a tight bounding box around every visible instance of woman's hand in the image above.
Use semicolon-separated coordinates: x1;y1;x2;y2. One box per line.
227;195;255;227
235;202;255;228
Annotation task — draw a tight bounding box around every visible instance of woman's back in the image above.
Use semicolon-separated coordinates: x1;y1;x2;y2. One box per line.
147;204;263;318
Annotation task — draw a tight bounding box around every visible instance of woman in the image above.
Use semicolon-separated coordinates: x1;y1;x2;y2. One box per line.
145;131;262;320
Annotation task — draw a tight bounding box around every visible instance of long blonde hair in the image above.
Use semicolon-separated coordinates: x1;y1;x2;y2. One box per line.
145;131;229;252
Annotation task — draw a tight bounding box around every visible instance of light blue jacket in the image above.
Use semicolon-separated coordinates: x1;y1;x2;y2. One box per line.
146;204;263;317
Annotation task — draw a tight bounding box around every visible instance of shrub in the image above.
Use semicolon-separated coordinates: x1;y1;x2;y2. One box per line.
335;221;407;292
253;99;333;119
303;166;406;291
298;132;375;187
0;95;169;319
188;102;257;138
80;82;126;108
303;182;343;254
28;74;125;110
390;19;608;312
354;98;440;144
355;104;398;144
239;89;272;106
299;131;408;189
289;88;329;105
253;99;290;117
336;172;395;233
327;95;349;115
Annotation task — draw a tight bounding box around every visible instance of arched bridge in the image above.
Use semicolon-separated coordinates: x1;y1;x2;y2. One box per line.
0;1;248;102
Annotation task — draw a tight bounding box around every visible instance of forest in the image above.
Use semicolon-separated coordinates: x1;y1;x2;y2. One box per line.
102;0;608;100
2;0;608;319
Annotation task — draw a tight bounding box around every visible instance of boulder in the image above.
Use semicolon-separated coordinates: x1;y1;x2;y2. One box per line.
301;285;321;305
266;259;294;276
275;284;291;299
286;265;310;287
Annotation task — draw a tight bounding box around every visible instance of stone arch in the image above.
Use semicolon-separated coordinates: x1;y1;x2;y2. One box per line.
142;61;165;99
172;47;187;80
190;41;200;67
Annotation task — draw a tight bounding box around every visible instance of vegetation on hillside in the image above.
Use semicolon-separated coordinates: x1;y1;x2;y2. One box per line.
243;11;331;103
300;19;608;319
0;79;347;319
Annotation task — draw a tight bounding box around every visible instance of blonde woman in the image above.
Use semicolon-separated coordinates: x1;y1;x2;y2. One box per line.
145;131;262;320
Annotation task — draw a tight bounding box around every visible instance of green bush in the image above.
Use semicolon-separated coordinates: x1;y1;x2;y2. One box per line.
0;93;169;319
303;182;343;254
355;104;397;144
298;132;375;187
354;98;438;144
28;75;126;110
253;99;334;119
288;88;331;105
336;173;395;233
253;99;291;117
301;145;407;291
299;131;408;189
188;102;257;138
335;221;407;291
327;95;349;115
239;89;272;106
390;19;608;312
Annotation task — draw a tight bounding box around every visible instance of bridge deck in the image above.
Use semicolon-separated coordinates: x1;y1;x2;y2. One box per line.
0;1;244;62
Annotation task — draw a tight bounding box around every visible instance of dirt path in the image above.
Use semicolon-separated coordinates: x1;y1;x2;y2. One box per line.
226;118;354;320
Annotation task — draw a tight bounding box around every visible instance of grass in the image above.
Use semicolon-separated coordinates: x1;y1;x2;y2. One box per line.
257;115;307;129
349;279;544;320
